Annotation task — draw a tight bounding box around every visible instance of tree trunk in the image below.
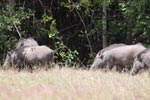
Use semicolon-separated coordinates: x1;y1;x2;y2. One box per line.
102;5;107;48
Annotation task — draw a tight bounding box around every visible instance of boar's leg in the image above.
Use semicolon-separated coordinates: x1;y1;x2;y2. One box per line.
106;62;113;72
116;65;125;72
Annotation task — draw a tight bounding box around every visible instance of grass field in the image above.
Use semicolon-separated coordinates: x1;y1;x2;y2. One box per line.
0;65;149;100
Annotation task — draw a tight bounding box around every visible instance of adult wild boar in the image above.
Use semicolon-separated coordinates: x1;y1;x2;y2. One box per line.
3;45;54;70
15;37;39;49
90;43;146;71
130;48;150;76
90;43;126;70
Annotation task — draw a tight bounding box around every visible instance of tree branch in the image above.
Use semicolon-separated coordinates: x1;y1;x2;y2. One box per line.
13;23;21;38
74;7;93;57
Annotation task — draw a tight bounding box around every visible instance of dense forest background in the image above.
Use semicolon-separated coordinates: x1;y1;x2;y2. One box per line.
0;0;150;66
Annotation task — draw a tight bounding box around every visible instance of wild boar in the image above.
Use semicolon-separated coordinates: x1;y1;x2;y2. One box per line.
3;45;54;71
90;43;146;71
130;48;150;76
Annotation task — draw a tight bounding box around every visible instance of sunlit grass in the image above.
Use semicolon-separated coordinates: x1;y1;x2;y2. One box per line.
0;65;149;100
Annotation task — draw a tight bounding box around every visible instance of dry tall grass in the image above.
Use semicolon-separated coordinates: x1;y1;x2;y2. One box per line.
0;65;149;100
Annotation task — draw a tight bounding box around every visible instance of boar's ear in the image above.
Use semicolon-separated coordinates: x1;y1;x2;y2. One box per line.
100;55;103;59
